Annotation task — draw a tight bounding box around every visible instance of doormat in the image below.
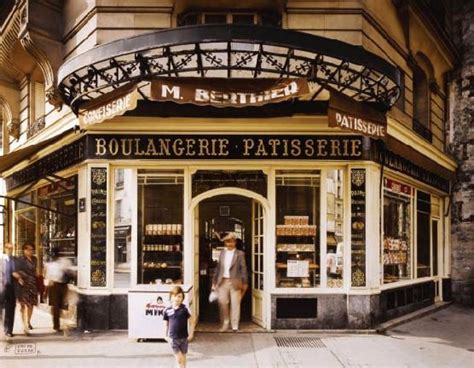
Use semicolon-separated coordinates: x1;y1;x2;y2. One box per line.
274;336;326;348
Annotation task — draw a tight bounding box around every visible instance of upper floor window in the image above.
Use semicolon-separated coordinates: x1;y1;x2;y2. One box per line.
412;52;435;143
413;65;429;128
179;11;281;27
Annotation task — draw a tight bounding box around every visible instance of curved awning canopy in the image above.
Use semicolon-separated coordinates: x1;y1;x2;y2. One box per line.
58;24;401;113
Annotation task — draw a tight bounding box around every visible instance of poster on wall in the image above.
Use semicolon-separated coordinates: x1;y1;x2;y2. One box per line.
350;168;366;287
90;167;107;287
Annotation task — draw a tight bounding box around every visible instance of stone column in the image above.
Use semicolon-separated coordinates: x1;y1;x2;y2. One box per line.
449;1;474;307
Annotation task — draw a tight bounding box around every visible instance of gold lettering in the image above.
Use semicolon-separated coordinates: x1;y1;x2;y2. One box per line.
290;139;301;156
243;139;254;156
186;139;196;156
330;139;342;157
134;138;145;156
145;139;158;156
158;139;171;156
95;138;107;156
120;138;132;156
317;139;328;157
109;138;119;156
218;139;229;156
198;139;210;156
255;140;268;156
351;139;362;157
173;139;185;156
304;140;315;157
268;139;281;156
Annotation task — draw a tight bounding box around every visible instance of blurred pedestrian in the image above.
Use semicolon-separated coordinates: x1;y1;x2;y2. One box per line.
44;253;72;332
1;243;17;337
13;243;38;335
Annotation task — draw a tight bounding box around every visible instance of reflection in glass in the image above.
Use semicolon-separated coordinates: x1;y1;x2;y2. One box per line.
138;170;184;285
114;169;133;288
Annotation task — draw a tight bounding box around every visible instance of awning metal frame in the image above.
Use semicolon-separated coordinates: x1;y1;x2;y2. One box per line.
58;24;401;113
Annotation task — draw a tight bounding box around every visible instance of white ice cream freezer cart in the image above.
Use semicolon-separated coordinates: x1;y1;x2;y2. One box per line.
128;284;193;340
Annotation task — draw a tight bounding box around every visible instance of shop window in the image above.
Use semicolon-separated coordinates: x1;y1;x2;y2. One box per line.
38;176;77;284
276;170;320;288
138;170;184;285
383;178;412;284
326;169;344;288
416;191;431;278
14;192;38;256
114;169;133;288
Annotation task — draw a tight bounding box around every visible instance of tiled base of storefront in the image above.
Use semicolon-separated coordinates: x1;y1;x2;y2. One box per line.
76;280;439;331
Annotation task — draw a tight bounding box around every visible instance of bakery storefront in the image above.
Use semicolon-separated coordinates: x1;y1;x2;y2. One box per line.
1;25;455;330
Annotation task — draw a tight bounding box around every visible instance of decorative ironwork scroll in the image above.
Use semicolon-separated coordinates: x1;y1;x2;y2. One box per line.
58;25;401;112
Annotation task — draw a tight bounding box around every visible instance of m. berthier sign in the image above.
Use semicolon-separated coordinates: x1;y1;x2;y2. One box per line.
150;78;309;107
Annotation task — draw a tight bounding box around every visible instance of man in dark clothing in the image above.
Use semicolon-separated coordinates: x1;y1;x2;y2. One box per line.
1;243;17;337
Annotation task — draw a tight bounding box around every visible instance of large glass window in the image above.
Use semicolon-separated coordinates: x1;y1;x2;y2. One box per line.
138;170;184;285
276;171;320;288
114;169;133;288
326;169;344;288
383;179;412;283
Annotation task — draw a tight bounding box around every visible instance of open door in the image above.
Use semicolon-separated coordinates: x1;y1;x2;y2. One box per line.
251;200;265;327
193;205;200;321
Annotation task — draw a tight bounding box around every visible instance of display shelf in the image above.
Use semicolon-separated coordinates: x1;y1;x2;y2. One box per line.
50;238;75;242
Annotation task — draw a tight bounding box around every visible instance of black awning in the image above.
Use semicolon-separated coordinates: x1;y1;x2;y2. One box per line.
58;24;401;113
0;128;76;175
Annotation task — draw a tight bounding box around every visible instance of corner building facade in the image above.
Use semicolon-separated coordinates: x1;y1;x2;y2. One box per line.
0;0;458;330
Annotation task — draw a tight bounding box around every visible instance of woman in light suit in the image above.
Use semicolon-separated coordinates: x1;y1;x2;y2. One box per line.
212;232;248;332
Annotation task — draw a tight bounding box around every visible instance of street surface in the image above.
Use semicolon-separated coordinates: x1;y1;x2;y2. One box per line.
1;304;473;367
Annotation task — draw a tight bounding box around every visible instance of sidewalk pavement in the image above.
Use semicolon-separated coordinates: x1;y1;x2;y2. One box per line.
1;304;473;367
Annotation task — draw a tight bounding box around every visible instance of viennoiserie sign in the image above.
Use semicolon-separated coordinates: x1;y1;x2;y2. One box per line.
328;90;387;140
150;78;310;107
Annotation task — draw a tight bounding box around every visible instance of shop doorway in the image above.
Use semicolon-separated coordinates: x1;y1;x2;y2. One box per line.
193;194;265;330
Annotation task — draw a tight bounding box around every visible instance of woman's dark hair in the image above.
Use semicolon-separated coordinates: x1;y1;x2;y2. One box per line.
22;243;34;251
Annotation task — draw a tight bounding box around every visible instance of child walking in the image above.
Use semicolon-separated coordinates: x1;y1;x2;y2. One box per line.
163;286;194;368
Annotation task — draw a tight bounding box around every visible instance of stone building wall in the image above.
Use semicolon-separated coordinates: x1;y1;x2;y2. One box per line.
450;1;474;307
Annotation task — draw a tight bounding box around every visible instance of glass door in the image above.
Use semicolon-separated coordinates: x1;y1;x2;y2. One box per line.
251;200;264;327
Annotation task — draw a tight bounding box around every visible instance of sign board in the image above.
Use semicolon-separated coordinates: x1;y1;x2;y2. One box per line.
384;178;412;195
287;260;309;277
328;90;387;140
128;285;192;339
90;134;364;160
79;84;138;127
150;78;310;107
